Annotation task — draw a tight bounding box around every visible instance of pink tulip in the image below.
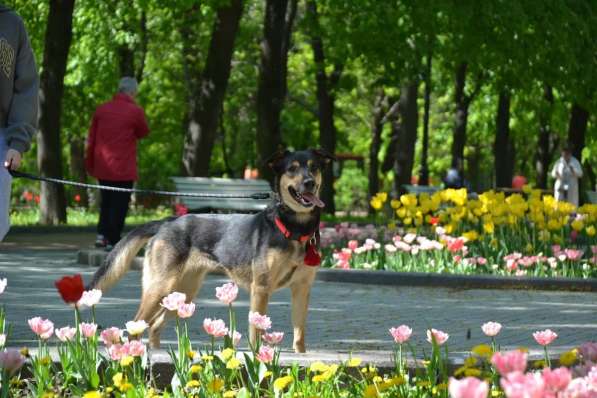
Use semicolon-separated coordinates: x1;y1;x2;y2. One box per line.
0;349;25;375
542;367;572;393
448;377;489;398
28;317;54;340
125;320;148;336
248;311;271;331
348;240;359;251
203;318;228;337
108;344;124;361
389;325;413;344
215;282;238;305
161;292;187;311
0;278;6;295
177;302;196;319
403;233;417;244
564;249;583;261
491;350;527;376
232;331;242;346
124;340;146;357
563;378;591;398
55;326;76;342
256;345;275;363
77;289;102;308
80;322;97;339
100;327;123;347
481;321;502;337
262;331;284;345
385;244;397;253
426;328;449;345
533;329;558;346
500;372;545;398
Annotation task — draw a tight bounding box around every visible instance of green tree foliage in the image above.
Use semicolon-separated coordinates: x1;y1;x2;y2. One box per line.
7;0;597;218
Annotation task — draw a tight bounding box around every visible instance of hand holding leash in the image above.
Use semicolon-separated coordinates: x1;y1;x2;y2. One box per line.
3;149;21;170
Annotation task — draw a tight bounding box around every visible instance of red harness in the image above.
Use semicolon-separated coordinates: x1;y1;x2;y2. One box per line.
274;217;321;266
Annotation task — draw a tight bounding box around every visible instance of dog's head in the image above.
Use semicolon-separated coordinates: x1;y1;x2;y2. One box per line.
267;149;335;213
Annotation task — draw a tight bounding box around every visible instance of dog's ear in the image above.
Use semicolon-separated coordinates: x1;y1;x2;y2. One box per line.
265;149;290;173
310;148;336;166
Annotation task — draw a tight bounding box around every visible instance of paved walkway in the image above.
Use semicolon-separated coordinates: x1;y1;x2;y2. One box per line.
1;233;597;363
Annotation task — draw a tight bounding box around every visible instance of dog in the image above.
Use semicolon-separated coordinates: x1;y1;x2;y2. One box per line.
88;149;334;353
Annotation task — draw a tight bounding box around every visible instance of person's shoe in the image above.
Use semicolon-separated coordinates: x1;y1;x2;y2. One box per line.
95;235;107;248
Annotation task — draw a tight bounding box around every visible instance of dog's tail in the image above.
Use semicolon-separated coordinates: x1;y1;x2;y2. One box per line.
88;217;175;292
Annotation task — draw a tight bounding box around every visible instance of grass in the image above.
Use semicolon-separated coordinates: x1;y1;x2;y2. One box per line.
10;206;173;227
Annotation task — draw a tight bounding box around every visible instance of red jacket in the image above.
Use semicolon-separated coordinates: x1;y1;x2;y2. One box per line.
85;93;149;181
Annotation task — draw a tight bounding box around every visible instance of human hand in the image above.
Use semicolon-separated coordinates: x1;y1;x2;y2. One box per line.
4;149;22;170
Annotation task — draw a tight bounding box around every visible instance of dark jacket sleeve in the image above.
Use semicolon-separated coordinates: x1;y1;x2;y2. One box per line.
5;17;39;154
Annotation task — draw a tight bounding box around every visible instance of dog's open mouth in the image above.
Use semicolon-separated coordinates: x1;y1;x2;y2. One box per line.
288;186;325;208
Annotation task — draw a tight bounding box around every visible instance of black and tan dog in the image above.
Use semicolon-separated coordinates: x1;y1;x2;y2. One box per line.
89;149;334;353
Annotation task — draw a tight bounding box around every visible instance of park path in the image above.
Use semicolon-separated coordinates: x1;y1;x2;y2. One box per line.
1;232;597;364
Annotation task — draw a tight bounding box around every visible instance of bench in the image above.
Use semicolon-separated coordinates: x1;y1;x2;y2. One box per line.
402;184;441;195
170;177;272;212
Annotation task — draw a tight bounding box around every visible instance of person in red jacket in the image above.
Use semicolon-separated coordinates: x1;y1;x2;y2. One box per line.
85;77;149;250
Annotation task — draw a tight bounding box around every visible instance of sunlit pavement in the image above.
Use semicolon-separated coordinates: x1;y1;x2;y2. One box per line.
1;235;596;363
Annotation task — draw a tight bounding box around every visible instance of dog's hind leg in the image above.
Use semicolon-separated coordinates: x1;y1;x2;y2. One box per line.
133;241;182;348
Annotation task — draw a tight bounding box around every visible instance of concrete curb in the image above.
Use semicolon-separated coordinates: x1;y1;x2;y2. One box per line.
76;250;597;291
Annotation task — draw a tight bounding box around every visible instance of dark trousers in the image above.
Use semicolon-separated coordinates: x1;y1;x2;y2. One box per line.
98;180;133;245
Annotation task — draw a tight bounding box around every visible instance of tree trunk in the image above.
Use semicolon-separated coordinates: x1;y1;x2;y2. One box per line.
392;81;419;195
181;0;244;177
419;51;432;186
37;0;76;225
381;95;400;174
368;90;386;214
567;103;589;160
256;0;298;183
307;0;341;214
451;62;468;169
535;85;555;189
69;138;88;207
494;90;513;188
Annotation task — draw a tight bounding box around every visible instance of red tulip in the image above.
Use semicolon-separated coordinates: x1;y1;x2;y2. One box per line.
74;194;81;203
55;274;85;304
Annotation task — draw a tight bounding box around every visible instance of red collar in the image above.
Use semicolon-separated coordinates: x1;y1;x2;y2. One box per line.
274;217;312;243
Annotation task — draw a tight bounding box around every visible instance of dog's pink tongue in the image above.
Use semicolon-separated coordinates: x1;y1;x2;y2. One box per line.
302;192;325;208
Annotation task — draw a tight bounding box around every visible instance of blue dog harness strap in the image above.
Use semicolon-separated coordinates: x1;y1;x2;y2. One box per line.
274;217;321;266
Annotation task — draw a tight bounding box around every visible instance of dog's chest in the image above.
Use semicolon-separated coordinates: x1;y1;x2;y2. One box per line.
266;241;309;288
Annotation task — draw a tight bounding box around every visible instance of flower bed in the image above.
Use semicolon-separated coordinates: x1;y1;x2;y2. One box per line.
0;276;597;397
321;188;597;278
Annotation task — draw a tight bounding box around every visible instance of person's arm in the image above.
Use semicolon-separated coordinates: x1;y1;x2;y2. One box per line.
570;158;583;178
5;17;39;156
550;161;560;179
85;113;98;175
134;108;149;139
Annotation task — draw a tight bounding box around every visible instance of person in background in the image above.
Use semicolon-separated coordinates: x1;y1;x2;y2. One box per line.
551;146;583;207
443;159;467;190
85;77;149;250
0;4;39;241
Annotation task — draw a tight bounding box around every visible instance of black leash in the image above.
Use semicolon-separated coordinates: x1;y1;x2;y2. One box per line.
8;170;272;200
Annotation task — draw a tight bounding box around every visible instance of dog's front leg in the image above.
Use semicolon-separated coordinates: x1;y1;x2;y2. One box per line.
249;283;270;346
290;281;313;353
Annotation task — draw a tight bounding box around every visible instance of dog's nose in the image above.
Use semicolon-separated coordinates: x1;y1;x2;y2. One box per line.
303;178;315;191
